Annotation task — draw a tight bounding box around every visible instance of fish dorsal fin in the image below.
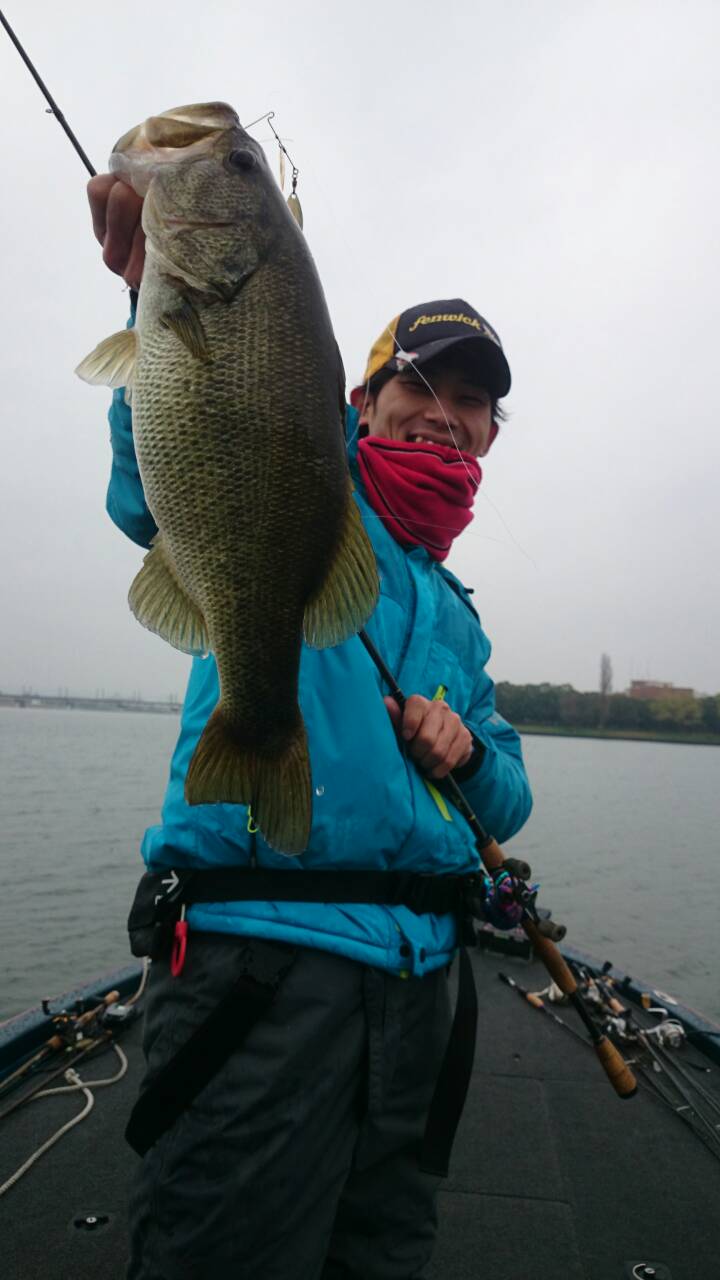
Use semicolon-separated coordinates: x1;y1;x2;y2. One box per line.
75;328;137;389
128;534;210;656
303;480;379;649
161;301;209;361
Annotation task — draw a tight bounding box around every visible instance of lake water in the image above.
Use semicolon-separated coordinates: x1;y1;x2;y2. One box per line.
1;706;718;1024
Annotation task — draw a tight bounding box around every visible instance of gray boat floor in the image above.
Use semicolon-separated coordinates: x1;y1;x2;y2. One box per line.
2;946;719;1280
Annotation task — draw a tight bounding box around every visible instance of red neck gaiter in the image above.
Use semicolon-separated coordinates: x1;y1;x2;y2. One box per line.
356;437;481;561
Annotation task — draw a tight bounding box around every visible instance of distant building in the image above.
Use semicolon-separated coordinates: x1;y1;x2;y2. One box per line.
627;680;695;701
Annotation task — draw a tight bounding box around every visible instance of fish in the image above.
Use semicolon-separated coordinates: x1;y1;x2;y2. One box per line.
76;102;379;855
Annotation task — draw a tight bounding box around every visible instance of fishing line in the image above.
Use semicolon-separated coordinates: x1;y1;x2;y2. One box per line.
295;154;476;472
349;502;535;551
246;110;302;225
349;333;537;566
353;363;537;569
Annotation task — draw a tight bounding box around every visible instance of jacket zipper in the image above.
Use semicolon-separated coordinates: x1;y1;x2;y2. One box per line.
396;551;419;683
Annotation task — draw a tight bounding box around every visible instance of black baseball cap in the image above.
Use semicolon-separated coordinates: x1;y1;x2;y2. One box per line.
354;298;511;401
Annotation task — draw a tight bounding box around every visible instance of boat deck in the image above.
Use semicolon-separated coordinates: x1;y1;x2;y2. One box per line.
2;945;719;1279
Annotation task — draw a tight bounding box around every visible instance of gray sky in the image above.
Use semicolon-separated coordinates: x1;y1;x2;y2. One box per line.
2;0;718;701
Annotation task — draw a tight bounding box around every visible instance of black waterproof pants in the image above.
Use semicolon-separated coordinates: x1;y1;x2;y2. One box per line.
126;933;453;1280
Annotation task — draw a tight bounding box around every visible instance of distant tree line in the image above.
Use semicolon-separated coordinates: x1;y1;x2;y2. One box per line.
495;682;720;737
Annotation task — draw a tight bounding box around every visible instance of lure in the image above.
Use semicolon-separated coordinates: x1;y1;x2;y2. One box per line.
287;190;303;228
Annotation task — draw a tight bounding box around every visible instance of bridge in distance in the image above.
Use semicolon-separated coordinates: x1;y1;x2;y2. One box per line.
0;692;182;715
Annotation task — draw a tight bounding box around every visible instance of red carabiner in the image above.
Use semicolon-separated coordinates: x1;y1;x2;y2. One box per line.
171;905;188;977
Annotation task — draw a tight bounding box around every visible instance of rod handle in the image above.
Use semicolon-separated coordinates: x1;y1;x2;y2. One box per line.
521;919;578;995
74;990;119;1030
478;835;504;870
594;1035;638;1098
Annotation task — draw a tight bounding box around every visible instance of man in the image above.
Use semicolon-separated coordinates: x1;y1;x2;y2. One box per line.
88;175;532;1280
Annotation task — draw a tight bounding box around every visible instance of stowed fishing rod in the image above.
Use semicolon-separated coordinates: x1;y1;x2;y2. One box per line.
500;970;720;1162
0;990;120;1113
359;627;637;1101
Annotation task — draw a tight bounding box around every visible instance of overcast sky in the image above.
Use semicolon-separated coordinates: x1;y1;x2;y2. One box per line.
2;0;718;701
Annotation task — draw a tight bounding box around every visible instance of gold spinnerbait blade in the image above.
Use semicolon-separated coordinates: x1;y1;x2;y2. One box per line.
279;147;286;191
287;192;303;228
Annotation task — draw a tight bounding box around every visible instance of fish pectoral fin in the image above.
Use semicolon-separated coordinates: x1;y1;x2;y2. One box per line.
75;328;138;388
128;534;210;655
160;301;210;361
303;483;380;649
185;711;312;856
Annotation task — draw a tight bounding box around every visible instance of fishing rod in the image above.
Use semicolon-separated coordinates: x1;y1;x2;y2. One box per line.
610;1000;720;1147
500;971;720;1162
0;9;96;176
359;627;637;1100
0;1032;114;1124
0;990;119;1102
639;1037;720;1150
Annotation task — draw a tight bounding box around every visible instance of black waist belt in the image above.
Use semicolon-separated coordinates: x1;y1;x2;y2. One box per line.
126;867;482;1178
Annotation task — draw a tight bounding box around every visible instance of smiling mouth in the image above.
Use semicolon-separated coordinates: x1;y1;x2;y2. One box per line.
406;430;466;448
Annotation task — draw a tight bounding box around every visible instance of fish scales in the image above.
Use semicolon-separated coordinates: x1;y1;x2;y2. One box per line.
77;102;379;853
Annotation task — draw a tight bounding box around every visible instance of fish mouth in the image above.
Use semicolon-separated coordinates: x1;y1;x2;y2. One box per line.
113;102;239;155
110;102;240;196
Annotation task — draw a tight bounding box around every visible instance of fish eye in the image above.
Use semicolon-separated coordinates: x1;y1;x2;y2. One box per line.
228;149;258;172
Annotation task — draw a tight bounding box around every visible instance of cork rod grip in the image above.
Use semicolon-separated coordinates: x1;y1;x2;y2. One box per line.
479;836;505;871
521;919;578;995
594;1036;638;1098
74;990;120;1030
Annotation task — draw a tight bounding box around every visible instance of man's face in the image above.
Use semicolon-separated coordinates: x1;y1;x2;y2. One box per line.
359;350;497;458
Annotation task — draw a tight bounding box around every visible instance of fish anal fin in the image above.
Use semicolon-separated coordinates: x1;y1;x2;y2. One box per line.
75;328;137;389
185;710;311;856
128;534;209;655
160;300;210;361
303;484;379;649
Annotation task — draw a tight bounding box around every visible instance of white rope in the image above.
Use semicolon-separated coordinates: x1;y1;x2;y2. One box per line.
126;956;150;1006
34;1042;128;1095
0;1042;128;1198
0;1070;93;1197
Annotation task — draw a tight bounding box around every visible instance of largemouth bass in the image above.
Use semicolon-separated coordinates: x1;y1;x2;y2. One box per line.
77;102;378;855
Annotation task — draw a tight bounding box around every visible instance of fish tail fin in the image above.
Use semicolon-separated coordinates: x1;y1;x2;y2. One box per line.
253;722;312;856
303;481;379;649
185;709;312;856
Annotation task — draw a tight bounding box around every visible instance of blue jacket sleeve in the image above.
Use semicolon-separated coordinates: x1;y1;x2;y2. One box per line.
435;567;532;843
105;303;158;550
461;695;533;844
456;654;533;845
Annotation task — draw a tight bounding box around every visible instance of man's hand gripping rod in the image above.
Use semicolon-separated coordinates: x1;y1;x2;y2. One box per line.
359;629;637;1101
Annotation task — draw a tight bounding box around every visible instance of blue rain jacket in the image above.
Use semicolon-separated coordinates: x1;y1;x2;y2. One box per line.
106;358;532;978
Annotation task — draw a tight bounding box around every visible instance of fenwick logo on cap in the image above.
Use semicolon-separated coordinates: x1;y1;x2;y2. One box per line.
407;310;501;346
